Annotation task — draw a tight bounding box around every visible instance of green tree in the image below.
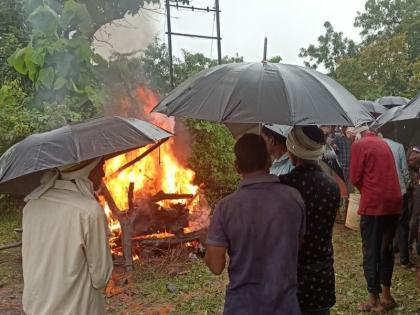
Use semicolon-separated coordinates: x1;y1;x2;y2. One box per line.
299;21;358;75
0;1;31;87
335;34;416;99
354;0;420;43
268;56;282;63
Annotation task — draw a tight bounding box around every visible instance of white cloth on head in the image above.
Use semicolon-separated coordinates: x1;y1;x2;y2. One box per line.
286;127;326;160
24;158;101;202
353;124;369;136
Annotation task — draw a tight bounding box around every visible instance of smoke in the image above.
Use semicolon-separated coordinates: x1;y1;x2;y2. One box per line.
93;3;163;60
173;118;192;167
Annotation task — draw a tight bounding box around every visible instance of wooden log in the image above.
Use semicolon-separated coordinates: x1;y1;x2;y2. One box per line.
150;190;194;202
134;229;203;248
100;182;121;214
121;182;136;271
0;241;22;251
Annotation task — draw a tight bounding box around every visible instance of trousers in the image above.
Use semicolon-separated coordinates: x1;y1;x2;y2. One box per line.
393;194;411;264
360;215;399;294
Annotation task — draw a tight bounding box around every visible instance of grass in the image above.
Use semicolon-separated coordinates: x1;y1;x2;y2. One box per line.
0;210;419;314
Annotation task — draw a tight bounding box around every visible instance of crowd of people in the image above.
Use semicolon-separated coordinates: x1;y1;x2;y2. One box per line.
18;123;420;315
205;124;420;314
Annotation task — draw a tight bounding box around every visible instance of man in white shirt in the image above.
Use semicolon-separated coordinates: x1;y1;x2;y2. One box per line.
22;158;113;315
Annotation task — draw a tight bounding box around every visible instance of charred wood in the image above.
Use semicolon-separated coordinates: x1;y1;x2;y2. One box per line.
150;191;193;202
133;229;203;248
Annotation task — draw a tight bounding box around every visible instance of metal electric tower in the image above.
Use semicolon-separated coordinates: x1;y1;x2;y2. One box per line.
165;0;222;88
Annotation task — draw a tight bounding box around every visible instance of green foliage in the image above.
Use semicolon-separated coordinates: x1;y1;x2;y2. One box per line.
268;56;282;63
186;120;239;207
336;34;416;99
354;0;420;43
0;0;31;87
141;38;244;95
299;21;359;75
301;0;420;99
0;80;36;153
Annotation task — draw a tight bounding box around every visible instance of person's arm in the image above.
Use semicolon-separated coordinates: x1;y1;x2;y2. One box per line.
205;245;227;275
205;203;228;275
298;196;306;250
83;205;113;289
399;144;411;189
349;142;364;188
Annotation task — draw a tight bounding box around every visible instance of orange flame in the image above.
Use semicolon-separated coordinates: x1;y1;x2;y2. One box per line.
102;86;208;258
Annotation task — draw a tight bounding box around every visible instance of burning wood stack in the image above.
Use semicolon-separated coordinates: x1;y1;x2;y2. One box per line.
99;86;211;271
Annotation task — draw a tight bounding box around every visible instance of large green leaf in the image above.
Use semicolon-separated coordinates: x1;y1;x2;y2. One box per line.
53;77;67;90
7;48;27;75
28;4;59;36
60;0;93;35
37;67;55;89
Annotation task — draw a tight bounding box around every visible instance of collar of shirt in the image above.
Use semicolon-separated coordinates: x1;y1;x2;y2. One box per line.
272;153;289;164
54;180;79;192
238;174;280;188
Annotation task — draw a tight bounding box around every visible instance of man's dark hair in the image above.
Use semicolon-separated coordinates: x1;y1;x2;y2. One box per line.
261;126;287;146
234;134;269;174
301;126;326;144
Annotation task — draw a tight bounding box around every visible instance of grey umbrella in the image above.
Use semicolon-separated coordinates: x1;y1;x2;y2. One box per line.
152;62;373;126
373;95;420;147
0;116;172;195
375;96;409;109
360;100;387;116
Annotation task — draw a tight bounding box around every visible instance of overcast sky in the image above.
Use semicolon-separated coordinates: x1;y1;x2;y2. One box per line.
95;0;367;71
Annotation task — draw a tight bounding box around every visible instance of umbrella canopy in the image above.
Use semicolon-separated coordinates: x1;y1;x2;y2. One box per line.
0;116;172;195
373;95;420;147
360;100;387;115
375;96;409;109
264;124;292;137
152;62;373;127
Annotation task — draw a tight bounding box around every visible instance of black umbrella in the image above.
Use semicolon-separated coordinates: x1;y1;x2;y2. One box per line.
152;62;373;126
375;96;409;109
360;100;387;117
373;95;420;147
0;116;172;195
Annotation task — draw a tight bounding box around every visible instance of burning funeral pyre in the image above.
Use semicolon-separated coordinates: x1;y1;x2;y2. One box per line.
99;87;211;271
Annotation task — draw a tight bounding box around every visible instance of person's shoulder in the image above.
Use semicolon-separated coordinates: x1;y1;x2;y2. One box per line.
214;190;238;210
45;188;103;215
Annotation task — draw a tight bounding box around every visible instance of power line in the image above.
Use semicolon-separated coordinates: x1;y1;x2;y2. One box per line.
165;0;222;88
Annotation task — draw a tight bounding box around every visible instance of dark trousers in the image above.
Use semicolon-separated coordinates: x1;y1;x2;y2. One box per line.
301;309;330;315
411;186;420;255
360;215;399;294
393;194;411;264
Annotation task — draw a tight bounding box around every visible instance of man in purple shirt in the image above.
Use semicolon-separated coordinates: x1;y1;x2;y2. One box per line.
205;134;306;315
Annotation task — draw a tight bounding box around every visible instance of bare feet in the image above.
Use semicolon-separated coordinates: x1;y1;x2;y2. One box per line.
380;298;397;311
356;301;385;313
357;293;384;313
380;286;397;311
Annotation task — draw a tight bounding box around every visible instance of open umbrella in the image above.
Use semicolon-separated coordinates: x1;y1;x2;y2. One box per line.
360;100;387;117
152;62;373;127
373;95;420;147
375;96;409;109
0;116;172;195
